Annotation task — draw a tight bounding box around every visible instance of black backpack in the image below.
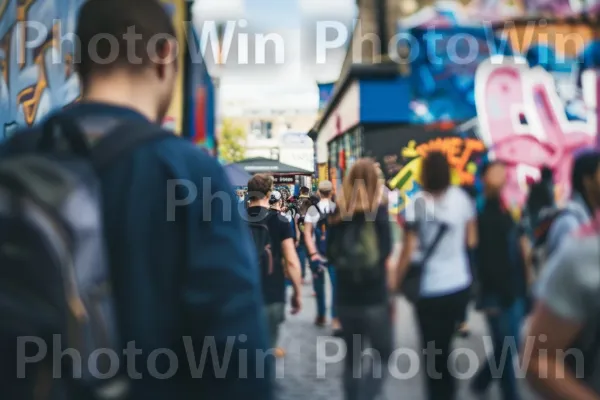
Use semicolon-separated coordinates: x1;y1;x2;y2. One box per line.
0;114;170;399
248;214;274;278
314;204;334;255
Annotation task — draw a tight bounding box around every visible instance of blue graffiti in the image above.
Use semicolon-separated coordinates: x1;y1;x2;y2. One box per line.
0;0;83;140
407;25;600;124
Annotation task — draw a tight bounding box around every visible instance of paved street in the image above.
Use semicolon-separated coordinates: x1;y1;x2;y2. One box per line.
275;280;540;400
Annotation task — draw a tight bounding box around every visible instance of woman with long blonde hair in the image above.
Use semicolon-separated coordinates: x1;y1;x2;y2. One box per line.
326;158;394;400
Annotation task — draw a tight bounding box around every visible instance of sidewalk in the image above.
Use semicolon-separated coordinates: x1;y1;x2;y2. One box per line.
275;284;539;399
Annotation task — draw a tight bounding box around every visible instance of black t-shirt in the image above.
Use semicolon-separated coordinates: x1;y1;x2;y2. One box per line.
247;206;293;304
329;206;393;306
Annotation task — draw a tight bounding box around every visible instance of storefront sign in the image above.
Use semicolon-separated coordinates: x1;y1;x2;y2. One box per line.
273;176;295;184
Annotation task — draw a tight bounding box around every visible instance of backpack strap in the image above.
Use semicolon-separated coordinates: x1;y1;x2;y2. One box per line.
91;121;173;170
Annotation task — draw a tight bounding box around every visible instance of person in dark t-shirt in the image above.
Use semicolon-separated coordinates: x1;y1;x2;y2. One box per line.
247;174;302;358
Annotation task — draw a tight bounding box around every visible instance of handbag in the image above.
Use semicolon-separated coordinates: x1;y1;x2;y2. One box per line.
401;223;448;304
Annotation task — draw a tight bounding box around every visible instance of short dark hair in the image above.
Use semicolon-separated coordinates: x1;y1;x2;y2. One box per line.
421;151;450;193
247;174;273;200
300;186;310;195
572;151;600;195
75;0;176;85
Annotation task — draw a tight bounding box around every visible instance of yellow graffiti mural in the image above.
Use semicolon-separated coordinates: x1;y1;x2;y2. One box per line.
16;23;60;125
0;1;82;135
389;137;485;211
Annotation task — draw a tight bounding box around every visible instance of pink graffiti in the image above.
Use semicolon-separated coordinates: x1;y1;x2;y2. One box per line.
475;56;595;206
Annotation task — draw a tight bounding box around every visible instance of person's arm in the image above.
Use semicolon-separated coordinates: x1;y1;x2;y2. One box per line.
525;304;594;400
376;208;395;292
524;240;598;400
464;191;478;250
282;239;302;314
466;218;477;249
294;215;301;246
396;229;417;288
182;155;272;399
520;234;534;285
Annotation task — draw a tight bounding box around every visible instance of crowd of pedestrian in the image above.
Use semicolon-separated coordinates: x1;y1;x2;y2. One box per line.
0;1;598;399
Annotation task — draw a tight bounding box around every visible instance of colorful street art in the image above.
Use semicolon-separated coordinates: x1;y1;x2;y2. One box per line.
397;4;600;207
0;0;83;140
475;56;596;206
0;0;192;141
161;0;186;135
364;126;485;213
405;4;599;126
388;136;485;210
407;25;512;123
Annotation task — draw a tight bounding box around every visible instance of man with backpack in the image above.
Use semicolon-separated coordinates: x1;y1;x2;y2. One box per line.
543;151;600;258
303;180;341;334
0;1;272;399
247;174;302;358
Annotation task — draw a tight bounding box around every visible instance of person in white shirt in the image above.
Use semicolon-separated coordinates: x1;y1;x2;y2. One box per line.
303;180;341;333
396;151;478;400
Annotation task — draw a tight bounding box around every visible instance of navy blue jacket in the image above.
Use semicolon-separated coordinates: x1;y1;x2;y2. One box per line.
0;103;272;400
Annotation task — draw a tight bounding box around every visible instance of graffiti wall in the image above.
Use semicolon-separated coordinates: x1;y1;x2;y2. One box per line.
0;0;83;140
399;4;600;206
475;58;596;206
364;126;485;213
0;0;191;140
405;5;599;126
474;20;599;206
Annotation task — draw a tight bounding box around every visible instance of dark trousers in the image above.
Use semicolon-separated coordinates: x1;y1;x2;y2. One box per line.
473;297;525;400
338;303;394;400
416;288;470;400
264;302;285;349
297;243;307;278
311;261;337;318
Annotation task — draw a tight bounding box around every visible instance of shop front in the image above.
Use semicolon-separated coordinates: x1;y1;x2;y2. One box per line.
309;64;411;194
327;126;364;190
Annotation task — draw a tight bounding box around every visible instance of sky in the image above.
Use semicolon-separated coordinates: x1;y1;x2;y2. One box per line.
192;0;356;113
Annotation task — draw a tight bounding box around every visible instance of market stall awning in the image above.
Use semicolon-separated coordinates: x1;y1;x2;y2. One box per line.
233;158;313;175
224;163;252;187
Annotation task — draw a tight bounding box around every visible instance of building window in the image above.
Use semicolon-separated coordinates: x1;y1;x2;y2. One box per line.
264;121;273;138
249;120;273;138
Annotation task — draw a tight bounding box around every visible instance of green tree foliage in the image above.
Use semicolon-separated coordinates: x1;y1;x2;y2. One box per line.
218;118;247;163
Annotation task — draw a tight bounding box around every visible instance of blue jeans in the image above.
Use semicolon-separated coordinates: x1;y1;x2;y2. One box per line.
473;297;525;400
297;243;308;279
311;260;336;318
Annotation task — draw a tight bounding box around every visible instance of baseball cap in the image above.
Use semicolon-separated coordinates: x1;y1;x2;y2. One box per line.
318;180;333;192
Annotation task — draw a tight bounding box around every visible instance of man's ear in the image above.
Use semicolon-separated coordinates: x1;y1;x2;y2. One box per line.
153;39;178;79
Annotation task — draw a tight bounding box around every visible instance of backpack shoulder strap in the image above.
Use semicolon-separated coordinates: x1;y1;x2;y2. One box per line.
91;121;174;170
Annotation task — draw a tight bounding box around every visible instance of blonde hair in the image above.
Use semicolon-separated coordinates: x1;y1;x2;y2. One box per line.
335;158;385;220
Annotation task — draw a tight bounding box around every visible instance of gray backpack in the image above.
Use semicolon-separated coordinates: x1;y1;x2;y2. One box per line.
0;114;169;399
